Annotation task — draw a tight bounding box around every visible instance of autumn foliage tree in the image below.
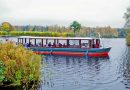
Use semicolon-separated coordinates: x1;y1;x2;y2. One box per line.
1;22;14;32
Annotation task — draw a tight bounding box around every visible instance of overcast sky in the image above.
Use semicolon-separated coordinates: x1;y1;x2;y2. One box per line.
0;0;130;28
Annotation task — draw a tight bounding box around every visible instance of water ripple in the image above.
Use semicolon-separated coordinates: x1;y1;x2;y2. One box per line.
39;38;130;90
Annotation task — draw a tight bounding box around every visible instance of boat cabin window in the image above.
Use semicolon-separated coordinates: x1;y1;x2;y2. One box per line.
47;39;54;47
91;39;100;48
81;40;89;48
96;39;100;48
58;40;66;47
69;40;79;47
34;39;43;47
45;39;67;47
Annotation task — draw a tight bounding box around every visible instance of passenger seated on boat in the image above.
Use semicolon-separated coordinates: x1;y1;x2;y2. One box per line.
95;43;99;48
81;43;87;48
63;43;66;47
38;42;42;47
24;43;28;48
28;42;33;47
27;43;30;47
35;44;38;47
52;42;56;47
67;43;70;47
92;44;96;48
48;42;52;47
59;43;62;47
72;44;75;47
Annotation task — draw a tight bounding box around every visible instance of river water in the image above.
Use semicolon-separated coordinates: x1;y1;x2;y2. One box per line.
0;37;129;90
39;38;130;90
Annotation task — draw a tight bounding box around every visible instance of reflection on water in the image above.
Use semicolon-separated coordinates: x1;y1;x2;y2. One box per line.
39;39;130;90
1;37;130;90
122;47;130;89
40;56;110;90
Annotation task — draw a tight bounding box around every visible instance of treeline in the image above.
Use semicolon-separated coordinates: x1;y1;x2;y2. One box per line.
14;25;126;38
0;22;74;37
0;22;126;38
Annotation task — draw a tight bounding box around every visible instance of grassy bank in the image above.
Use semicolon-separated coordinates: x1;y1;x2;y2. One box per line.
0;42;41;89
0;31;75;37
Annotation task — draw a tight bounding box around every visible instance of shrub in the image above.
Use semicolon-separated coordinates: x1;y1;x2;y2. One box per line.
0;42;41;89
0;31;8;36
62;32;74;37
126;34;130;46
1;31;75;37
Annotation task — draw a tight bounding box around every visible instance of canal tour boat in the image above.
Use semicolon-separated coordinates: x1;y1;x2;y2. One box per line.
17;36;111;57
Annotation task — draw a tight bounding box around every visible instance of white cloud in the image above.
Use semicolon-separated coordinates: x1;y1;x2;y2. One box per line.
0;0;130;27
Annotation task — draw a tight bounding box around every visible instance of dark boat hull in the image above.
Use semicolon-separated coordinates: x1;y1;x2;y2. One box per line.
30;47;111;57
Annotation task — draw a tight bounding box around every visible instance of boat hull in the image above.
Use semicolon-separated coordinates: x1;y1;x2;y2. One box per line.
34;51;109;57
30;47;111;57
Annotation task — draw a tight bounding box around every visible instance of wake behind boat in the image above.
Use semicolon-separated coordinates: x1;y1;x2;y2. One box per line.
17;36;111;57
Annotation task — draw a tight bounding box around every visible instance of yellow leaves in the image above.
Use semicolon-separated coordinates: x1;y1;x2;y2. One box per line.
51;32;61;37
62;32;67;37
0;42;41;87
61;32;74;37
7;31;75;37
1;22;13;32
2;22;10;30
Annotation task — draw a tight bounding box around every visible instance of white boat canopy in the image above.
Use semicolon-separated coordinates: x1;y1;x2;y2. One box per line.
18;36;98;40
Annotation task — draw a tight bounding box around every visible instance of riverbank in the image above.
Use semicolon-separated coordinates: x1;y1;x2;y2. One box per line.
0;31;74;37
0;42;41;90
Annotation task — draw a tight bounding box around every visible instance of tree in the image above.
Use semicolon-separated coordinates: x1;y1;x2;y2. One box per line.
124;7;130;29
1;22;14;32
32;26;36;31
70;21;81;36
